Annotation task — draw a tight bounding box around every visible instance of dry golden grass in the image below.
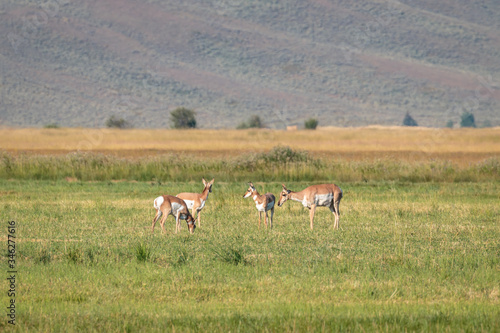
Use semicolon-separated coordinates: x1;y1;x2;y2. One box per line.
1;127;499;164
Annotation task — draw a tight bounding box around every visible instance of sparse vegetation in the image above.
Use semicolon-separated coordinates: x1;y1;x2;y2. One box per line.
106;115;132;129
44;123;60;129
170;107;197;129
1;1;500;128
237;115;263;129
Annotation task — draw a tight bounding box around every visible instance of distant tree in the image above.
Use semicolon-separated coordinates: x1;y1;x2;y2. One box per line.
402;112;418;127
106;115;132;129
445;120;454;128
170;107;196;129
248;115;263;128
237;115;263;129
304;118;318;130
460;111;476;128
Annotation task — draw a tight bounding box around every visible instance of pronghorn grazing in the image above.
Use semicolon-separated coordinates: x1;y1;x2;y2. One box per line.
243;182;276;229
152;195;196;234
278;183;343;230
176;178;214;227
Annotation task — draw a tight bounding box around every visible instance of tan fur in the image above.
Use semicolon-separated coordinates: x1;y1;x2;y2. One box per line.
176;178;214;227
278;183;343;230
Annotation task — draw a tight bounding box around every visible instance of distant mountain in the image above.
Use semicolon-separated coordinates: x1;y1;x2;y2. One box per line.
1;0;499;128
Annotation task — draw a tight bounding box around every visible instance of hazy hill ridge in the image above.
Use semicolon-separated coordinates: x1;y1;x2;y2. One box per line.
0;0;499;128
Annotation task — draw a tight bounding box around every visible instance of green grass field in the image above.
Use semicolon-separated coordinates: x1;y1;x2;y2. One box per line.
1;178;498;331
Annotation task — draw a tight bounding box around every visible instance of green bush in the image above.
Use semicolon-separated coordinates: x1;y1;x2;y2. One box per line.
106;115;132;129
170;107;196;129
460;112;476;128
403;112;418;126
44;123;60;128
237;115;263;129
304;118;319;129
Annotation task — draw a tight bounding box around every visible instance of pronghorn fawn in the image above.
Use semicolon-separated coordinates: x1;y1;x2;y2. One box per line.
243;182;275;229
278;183;343;230
176;178;214;227
152;195;196;234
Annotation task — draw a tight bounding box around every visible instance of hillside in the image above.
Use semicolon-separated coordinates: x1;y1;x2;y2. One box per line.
0;0;499;128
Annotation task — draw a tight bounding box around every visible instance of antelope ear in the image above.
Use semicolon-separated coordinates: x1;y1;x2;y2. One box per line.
248;182;254;187
202;178;207;185
209;178;215;185
282;184;287;190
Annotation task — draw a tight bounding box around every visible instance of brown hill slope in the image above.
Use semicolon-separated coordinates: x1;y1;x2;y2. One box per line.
0;0;499;128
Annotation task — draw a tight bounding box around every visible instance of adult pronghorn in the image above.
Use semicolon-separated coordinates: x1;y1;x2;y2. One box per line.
243;182;275;229
278;183;343;230
176;178;214;227
152;195;196;234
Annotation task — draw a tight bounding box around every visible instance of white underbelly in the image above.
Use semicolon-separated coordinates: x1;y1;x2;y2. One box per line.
315;193;333;206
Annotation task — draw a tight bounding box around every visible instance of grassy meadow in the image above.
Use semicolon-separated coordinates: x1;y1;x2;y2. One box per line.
0;127;499;331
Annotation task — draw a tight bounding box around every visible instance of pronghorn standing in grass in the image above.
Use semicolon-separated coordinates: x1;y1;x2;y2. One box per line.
243;182;275;229
278;183;343;230
152;195;196;234
176;178;214;227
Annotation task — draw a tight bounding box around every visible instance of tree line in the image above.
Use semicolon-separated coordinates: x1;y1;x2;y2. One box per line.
46;108;489;129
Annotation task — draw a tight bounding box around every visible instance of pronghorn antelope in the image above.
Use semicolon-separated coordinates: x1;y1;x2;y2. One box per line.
243;182;275;229
278;183;343;230
176;178;214;227
152;195;196;234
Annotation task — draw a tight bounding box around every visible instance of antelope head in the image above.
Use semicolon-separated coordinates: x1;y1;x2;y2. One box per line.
278;184;291;207
243;182;256;198
203;178;215;193
186;214;196;234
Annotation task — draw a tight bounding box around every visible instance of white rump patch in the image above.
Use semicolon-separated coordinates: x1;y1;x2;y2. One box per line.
154;196;164;210
183;199;195;210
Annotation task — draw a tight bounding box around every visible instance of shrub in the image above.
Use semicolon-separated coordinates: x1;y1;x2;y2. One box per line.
402;112;418;126
304;118;319;129
259;145;310;163
44;123;60;128
135;242;151;262
237;115;263;129
445;120;454;128
460;112;476;128
106;115;132;129
170;107;196;129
